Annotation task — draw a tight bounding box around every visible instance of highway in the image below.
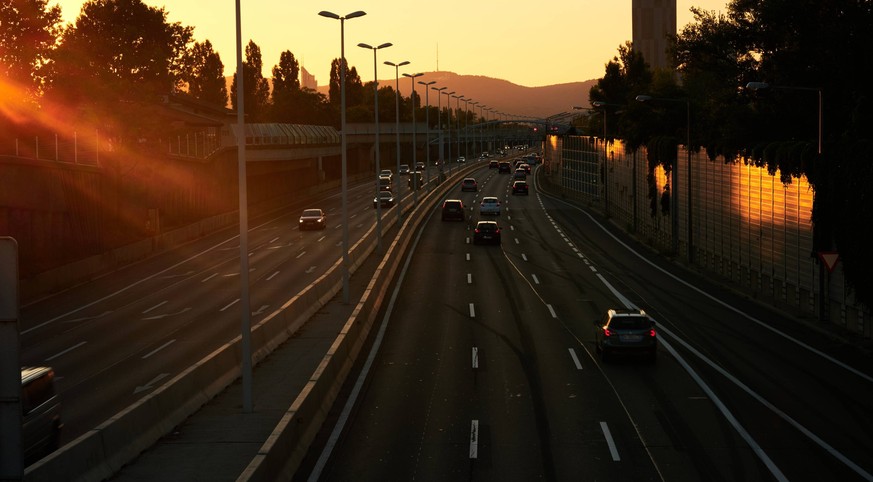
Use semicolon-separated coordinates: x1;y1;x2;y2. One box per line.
17;165;438;451
17;153;873;481
300;160;873;481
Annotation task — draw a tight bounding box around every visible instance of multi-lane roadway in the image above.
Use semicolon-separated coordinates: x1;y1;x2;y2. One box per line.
302;159;873;481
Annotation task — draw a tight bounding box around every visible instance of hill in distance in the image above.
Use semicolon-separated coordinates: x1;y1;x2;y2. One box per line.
226;72;598;119
318;71;597;119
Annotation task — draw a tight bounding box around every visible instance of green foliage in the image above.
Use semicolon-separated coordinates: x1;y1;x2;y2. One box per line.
0;0;62;102
230;40;270;121
184;40;227;107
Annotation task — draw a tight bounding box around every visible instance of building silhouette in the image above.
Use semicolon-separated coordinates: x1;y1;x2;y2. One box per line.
632;0;676;70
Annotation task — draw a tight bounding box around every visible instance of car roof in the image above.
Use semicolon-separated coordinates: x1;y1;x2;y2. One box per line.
482;196;498;201
302;209;323;215
476;220;498;226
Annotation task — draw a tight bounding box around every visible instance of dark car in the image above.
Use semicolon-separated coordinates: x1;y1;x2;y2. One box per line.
512;180;529;195
373;191;395;208
489;160;499;169
378;176;392;191
498;162;511;173
21;367;63;464
441;199;465;221
298;208;326;230
594;309;657;362
513;168;527;180
461;177;478;192
472;220;501;245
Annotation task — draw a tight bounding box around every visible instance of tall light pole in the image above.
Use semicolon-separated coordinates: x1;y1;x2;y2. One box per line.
469;101;478;157
463;98;471;159
442;90;455;173
432;86;447;174
403;72;423;204
234;0;253;414
358;41;391;252
636;94;690;261
452;94;464;162
319;9;366;304
419;80;436;187
384;59;409;222
746;81;825;321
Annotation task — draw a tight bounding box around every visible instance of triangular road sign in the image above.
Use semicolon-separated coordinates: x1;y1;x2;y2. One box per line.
818;251;840;273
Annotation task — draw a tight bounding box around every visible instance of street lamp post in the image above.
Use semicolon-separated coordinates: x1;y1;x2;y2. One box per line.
385;59;409;222
746;81;825;321
233;0;253;414
358;41;391;252
319;9;366;304
469;101;478;157
432;86;447;174
452;94;464;162
442;90;455;173
419;80;436;187
403;72;423;204
463;98;471;159
636;95;691;261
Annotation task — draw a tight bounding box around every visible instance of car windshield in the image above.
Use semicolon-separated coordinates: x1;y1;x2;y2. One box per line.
609;317;650;330
302;210;321;217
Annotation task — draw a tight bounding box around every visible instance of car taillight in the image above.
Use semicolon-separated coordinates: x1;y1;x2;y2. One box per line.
603;328;612;337
474;228;480;234
649;329;657;337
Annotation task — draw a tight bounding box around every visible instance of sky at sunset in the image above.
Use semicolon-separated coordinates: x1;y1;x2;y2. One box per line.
52;0;729;88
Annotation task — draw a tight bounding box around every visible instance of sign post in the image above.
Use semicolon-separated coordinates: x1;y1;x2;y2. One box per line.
0;237;22;478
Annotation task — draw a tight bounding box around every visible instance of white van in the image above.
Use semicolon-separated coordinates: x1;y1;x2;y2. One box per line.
21;366;63;464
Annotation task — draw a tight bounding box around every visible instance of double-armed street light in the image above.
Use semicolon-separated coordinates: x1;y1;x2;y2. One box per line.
442;90;455;173
418;80;436;187
384;59;409;222
403;72;424;205
358;41;391;252
432;86;447;174
319;9;366;303
452;94;464;162
636;94;691;260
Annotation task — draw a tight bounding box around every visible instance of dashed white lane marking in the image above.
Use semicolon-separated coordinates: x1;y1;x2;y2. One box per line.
547;304;557;318
470;420;479;459
531;274;540;285
469;303;476;318
600;422;621;461
142;301;168;314
467;273;473;284
472;347;479;368
569;348;583;370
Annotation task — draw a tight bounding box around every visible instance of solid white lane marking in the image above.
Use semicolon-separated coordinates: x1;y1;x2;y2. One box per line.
569;348;583;370
142;301;168;314
470;420;479;459
472;347;479;368
600;422;621;461
142;339;176;359
469;303;476;318
46;341;86;362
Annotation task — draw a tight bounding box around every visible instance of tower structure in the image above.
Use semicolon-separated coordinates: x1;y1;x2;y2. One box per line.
632;0;676;70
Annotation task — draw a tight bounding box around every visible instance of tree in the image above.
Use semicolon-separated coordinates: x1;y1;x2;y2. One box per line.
0;0;62;105
184;39;227;108
270;50;300;121
46;0;193;106
230;40;270;121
